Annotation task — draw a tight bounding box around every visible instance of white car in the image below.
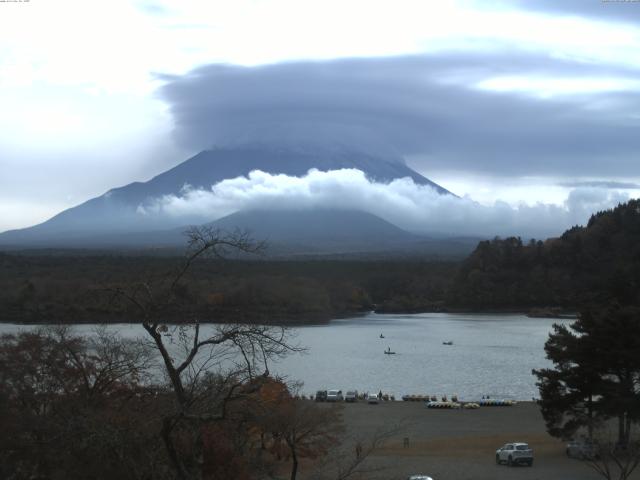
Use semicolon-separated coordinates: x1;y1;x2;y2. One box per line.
345;390;358;402
367;392;379;404
326;389;343;402
496;442;534;466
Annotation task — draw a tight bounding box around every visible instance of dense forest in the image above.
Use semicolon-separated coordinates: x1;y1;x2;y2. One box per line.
0;254;455;324
448;199;640;310
2;199;639;324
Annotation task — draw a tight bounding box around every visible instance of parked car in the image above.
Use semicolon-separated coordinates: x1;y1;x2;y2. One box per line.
496;442;534;466
406;476;433;480
345;390;358;402
566;440;599;459
326;389;343;402
367;392;379;404
315;390;327;402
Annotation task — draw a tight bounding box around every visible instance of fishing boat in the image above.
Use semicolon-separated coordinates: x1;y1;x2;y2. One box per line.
442;340;453;345
384;347;396;354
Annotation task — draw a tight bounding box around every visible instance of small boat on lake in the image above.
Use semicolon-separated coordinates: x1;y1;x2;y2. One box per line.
442;340;453;345
384;347;396;354
379;333;385;338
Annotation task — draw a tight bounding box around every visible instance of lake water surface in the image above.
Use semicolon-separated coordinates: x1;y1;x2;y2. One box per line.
0;312;570;400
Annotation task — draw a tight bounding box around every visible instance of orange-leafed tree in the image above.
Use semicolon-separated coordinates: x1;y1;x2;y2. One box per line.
263;390;344;480
201;423;252;480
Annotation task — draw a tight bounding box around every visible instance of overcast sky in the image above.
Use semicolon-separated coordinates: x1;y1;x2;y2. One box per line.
1;0;639;233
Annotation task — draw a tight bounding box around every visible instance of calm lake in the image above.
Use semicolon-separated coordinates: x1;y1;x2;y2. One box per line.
0;312;570;400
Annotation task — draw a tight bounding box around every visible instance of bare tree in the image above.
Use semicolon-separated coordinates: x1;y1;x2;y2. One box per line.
309;424;402;480
50;325;154;401
0;327;160;480
109;227;302;480
578;430;640;480
265;398;344;480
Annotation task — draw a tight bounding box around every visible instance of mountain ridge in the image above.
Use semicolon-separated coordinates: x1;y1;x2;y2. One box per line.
0;145;453;249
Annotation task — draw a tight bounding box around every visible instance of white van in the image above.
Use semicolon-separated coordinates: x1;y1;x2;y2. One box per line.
326;389;343;402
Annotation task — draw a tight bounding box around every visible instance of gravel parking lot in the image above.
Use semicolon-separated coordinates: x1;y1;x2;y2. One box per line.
308;401;640;480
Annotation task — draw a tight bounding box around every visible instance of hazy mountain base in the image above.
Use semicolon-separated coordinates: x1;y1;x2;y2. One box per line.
0;210;480;259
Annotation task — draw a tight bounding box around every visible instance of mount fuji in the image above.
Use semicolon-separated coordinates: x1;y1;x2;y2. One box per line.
0;145;463;254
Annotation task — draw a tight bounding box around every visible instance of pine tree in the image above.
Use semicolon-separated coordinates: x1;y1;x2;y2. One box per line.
534;305;640;445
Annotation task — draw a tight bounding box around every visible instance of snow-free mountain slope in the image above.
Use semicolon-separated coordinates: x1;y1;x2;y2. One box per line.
0;145;452;248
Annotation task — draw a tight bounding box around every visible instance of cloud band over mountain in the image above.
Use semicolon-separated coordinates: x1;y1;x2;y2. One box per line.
139;168;629;239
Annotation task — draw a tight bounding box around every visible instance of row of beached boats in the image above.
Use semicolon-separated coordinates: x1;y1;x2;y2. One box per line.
401;394;517;407
424;399;516;408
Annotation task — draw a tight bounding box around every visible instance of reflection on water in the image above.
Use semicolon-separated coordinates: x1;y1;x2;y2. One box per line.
0;312;569;400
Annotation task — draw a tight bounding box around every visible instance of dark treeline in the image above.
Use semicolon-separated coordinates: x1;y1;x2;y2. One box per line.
3;199;640;324
0;254;455;324
449;199;640;310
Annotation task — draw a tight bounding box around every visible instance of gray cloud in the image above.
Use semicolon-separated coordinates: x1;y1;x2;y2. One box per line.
559;180;640;189
505;0;640;25
159;53;640;178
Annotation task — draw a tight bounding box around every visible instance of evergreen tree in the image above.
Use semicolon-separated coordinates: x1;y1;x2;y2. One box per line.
534;305;640;445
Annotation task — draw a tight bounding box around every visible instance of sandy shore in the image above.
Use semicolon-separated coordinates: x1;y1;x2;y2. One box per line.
302;401;639;480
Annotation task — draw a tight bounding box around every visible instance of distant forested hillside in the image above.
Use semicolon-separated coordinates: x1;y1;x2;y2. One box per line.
448;199;640;310
0;255;455;324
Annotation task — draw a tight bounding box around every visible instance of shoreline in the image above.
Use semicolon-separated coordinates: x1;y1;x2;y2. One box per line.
0;307;578;326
